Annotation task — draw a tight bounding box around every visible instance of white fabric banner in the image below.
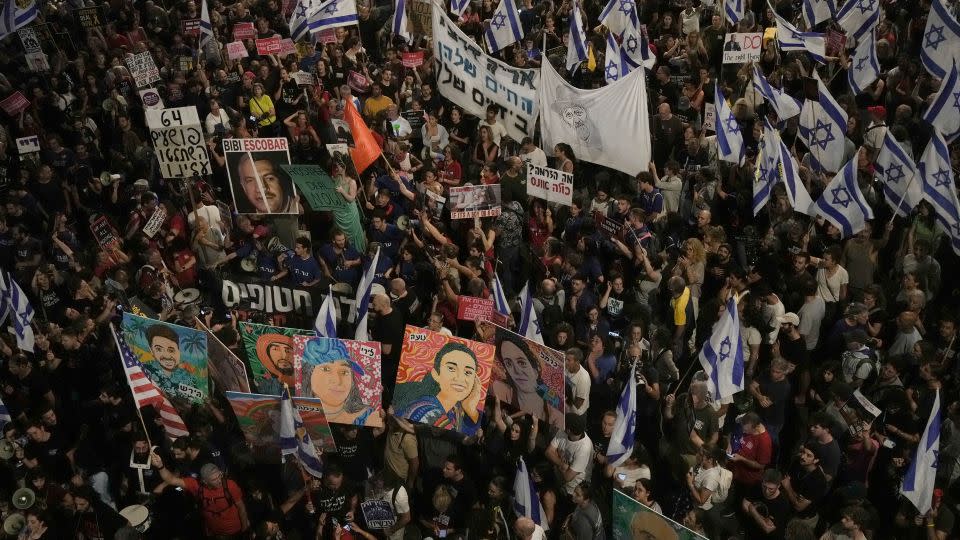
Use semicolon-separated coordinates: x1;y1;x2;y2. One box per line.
432;6;538;141
538;58;651;175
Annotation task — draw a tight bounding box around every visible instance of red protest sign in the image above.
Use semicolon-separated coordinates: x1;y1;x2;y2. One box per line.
233;22;256;41
401;51;424;67
318;28;338;44
278;38;297;57
826;29;847;57
457;296;494;321
226;41;249;60
256;36;282;55
181;18;201;36
1;92;30;116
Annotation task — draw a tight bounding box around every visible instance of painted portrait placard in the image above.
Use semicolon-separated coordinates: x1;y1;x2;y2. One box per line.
293;336;384;428
240;322;313;396
225;392;337;463
121;312;208;405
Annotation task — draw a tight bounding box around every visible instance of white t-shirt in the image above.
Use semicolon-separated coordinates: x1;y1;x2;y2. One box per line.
798;297;826;351
520;147;548;167
205;109;232;134
385;486;410;540
762;298;785;344
550;434;594;494
693;465;731;510
613;464;651;487
816;266;849;303
565;366;591;415
187;204;223;232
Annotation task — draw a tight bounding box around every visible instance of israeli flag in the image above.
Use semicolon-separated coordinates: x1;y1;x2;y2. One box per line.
604;32;627;83
513;457;547;526
0;0;37;38
492;272;510;317
314;286;338;338
771;4;825;62
919;129;960;254
699;296;745;401
876;131;922;217
309;0;359;33
485;0;523;54
814;155;875;238
753;121;780;215
280;386;325;478
716;84;744;165
517;282;543;345
723;0;745;25
621;20;656;71
605;362;637;467
922;61;960;144
391;0;412;43
802;0;836;28
837;0;880;42
566;0;589;71
799;72;848;173
6;273;35;353
354;247;381;341
0;271;10;327
600;0;639;35
921;0;960;78
848;32;881;95
451;0;470;16
289;0;316;42
753;66;801;120
901;389;941;514
0;395;11;429
778;138;816;215
199;0;215;48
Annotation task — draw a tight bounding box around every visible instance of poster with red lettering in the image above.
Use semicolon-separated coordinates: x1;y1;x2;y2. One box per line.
233;22;256;41
222;138;296;214
0;92;30;116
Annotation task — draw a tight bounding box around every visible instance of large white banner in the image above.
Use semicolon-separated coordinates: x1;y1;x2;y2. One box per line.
526;164;573;206
538;59;651;175
145;107;212;179
432;6;538;141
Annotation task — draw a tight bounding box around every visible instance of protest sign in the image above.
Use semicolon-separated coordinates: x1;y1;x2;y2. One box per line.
125;52;161;87
145;106;212;179
233;22;256;40
196;319;251;394
222;276;316;318
326;143;349;158
722;32;763;63
292;336;384;427
27;23;57;54
457;296;494;321
479;321;565;430
447;185;501;219
90;215;121;251
409;0;432;37
227;41;249;60
281;164;346;211
593;211;623;237
826;29;847;57
256;36;282;56
526;164;573;206
278;38;297;57
18;28;41;53
613;489;708;540
225;392;336;464
432;4;538;141
76;6;102;28
293;71;315;85
139;88;164;109
360;500;396;529
318;28;338;43
703;102;716;132
394;326;495;436
181;18;201;36
15;136;41;155
223;138;296;214
142;205;167;238
25;52;49;73
121;312;209;406
1;92;30;116
239;322;314;396
401;51;424;67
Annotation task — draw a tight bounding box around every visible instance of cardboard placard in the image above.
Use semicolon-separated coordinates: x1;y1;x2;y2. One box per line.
401;51;425;67
293;71;314;85
18;27;42;53
1;92;30;116
457;296;495;321
125;52;161;88
139;88;165;110
360;500;396;529
826;29;847;56
15;136;41;155
280;164;347;211
593;211;623;238
91;215;121;251
256;36;282;56
318;28;338;44
25;52;49;73
226;41;249;60
278;38;297;57
526;164;573;206
181;18;201;36
447;185;501;219
145;107;212;178
142;206;167;238
703;102;716;132
233;22;256;41
76;6;102;28
722;32;763;64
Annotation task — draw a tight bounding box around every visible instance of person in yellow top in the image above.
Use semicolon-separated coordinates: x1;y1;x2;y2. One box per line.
248;83;277;131
363;83;395;121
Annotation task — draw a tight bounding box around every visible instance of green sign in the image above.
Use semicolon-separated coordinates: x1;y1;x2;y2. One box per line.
282;164;346;211
612;490;708;540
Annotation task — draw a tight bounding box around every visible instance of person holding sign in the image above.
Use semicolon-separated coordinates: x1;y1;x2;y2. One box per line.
490;330;564;427
236;153;296;214
248;83;277;133
394;342;484;434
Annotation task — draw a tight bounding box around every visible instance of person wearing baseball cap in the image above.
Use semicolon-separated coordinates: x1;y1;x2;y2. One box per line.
777;313;810;393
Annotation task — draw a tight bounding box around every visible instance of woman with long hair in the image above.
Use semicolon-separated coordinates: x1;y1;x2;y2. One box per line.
490;330;564;427
300;338;376;425
330;159;367;252
473;125;500;167
674;238;706;318
393;342;484;434
438;145;463;188
554;143;575;173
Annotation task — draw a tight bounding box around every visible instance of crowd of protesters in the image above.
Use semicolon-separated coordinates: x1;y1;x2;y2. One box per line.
1;0;960;539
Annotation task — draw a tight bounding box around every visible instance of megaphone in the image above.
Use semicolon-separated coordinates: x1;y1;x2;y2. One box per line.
12;488;35;510
99;172;122;186
2;514;25;536
267;237;293;257
120;504;152;532
396;215;410;230
0;439;14;460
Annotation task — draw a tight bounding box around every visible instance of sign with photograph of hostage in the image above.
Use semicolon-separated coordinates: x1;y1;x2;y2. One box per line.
392;326;494;436
223;138;296;214
225;391;337;464
447;184;502;219
526;164;573;206
196;319;251;394
121;312;209;406
722;32;762;64
292;336;384;428
145;106;211;179
479;321;565;430
240;322;314;396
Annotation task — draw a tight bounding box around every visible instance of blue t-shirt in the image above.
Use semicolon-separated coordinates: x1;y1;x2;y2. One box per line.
363;254;394;287
368;224;404;259
318;244;362;287
287;255;322;285
257;251;279;282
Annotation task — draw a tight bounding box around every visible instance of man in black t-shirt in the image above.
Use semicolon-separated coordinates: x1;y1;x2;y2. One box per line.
741;469;793;540
314;462;358;524
782;445;830;528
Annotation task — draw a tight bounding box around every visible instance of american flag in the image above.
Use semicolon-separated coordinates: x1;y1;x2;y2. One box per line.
110;324;189;439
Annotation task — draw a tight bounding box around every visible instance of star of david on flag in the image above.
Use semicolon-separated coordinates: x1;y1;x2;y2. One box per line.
848;32;880;95
813;154;874;238
715;83;744;165
698;296;745;401
484;0;524;53
921;0;960;78
875;130;921;217
922;61;960;143
919;129;960;254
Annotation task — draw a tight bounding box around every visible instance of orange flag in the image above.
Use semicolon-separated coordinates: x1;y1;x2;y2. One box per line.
343;98;382;174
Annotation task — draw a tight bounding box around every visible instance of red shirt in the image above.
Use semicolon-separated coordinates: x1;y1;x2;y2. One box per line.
732;431;772;486
183;477;245;536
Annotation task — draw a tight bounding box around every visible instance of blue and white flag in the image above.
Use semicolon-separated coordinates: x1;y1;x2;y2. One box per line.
837;0;880;42
0;271;9;327
289;0;316;41
314;286;338;338
922;61;960;144
605;362;637;467
492;272;510;317
753;121;780;215
771;5;825;62
199;0;215;48
919;130;960;254
309;0;359;33
778;138;816;215
799;73;848;173
391;0;412;43
813;155;874;238
716;84;744;165
901;389;941;514
280;386;325;478
0;395;10;429
699;296;745;401
354;247;380;341
451;0;470;16
621;21;656;70
6;273;34;352
921;0;960;78
848;32;880;95
876;131;922;217
802;0;836;28
752;66;801;120
599;0;638;35
566;1;588;71
513;457;547;526
723;0;745;25
517;283;543;345
485;0;523;54
0;0;37;39
604;32;627;83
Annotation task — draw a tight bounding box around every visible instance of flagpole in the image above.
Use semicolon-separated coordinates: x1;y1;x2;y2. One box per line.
111;323;155;450
283;384;317;509
886;171;919;227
